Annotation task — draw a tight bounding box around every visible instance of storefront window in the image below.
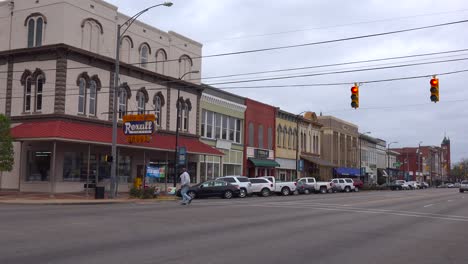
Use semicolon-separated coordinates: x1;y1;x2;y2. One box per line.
26;151;51;181
118;155;132;183
223;164;241;176
63;152;86;182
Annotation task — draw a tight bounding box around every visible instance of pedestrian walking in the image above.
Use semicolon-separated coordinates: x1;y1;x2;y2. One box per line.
179;167;192;205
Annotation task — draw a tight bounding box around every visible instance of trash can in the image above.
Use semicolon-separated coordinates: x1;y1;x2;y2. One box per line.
95;186;105;199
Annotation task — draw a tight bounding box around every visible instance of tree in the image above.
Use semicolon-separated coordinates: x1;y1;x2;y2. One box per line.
452;159;468;181
0;114;14;173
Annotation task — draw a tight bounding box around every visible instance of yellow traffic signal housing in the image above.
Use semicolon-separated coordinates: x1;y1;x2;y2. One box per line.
351;83;359;109
430;76;439;102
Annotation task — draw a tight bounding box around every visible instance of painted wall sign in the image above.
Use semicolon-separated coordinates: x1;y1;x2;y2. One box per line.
122;114;156;143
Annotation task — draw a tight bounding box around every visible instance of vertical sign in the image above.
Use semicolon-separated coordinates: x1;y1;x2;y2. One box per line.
178;147;187;166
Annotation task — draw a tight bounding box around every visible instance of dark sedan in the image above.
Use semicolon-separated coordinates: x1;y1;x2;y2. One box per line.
177;180;241;199
296;181;315;194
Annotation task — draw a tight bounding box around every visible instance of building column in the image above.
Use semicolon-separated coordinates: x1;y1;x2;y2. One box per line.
50;141;57;197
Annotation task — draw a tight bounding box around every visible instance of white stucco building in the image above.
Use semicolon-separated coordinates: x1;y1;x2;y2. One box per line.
0;0;223;193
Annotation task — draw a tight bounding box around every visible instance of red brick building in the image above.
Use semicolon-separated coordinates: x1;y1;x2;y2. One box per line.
393;137;451;184
243;99;278;177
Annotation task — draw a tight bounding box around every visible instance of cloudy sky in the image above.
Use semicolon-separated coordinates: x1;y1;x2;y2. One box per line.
107;0;468;164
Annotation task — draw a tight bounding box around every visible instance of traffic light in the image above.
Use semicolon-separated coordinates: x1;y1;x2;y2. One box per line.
104;155;113;163
430;76;439;102
351;83;359;109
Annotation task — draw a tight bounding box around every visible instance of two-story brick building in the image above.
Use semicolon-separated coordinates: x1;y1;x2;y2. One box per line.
0;0;222;193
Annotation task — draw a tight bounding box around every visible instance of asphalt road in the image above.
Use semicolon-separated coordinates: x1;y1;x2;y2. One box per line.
1;189;467;264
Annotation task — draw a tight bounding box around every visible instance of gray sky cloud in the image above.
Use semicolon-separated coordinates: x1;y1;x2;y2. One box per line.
107;0;468;163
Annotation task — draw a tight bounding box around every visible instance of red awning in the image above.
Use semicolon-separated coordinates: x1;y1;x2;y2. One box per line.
11;120;223;156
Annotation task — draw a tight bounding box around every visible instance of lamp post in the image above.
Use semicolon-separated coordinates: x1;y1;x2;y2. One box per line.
358;132;371;180
110;2;173;198
387;141;398;184
417;141;423;182
173;70;200;187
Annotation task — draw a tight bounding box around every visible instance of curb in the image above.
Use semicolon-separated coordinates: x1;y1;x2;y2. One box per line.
0;197;179;205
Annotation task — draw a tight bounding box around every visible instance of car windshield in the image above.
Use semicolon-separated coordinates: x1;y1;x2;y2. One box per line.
237;177;250;182
462;181;468;184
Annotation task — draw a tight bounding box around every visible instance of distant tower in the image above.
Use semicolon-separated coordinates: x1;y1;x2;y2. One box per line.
441;136;451;178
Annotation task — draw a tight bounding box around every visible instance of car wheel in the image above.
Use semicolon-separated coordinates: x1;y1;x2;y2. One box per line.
320;187;327;194
261;188;270;197
345;186;351;193
354;187;359;192
223;190;233;199
188;191;196;199
281;187;291;196
460;189;464;193
304;189;311;195
239;188;247;198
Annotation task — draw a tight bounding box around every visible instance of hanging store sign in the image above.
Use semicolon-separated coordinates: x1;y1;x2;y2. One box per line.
122;114;156;143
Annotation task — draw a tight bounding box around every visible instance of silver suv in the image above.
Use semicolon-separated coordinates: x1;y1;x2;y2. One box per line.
217;176;253;198
460;180;468;193
331;178;356;193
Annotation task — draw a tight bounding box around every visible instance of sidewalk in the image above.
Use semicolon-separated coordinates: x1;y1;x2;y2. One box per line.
0;191;179;205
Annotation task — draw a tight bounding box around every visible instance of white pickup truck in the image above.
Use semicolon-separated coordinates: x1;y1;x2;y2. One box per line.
298;177;333;194
260;176;297;196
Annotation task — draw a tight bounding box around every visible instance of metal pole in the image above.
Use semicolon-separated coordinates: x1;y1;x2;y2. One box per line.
86;144;90;197
110;24;121;199
50;141;57;198
295;115;299;179
173;86;181;187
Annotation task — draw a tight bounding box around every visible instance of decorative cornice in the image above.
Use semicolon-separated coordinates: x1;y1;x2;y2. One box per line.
201;93;246;113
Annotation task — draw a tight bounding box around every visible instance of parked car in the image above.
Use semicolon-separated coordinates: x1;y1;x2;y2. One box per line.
389;180;411;190
217;176;253;198
177;180;241;199
249;178;273;197
447;183;455;188
460;180;468;193
331;178;356;193
297;177;333;194
353;179;364;191
296;181;316;194
260;176;297;196
419;182;429;189
407;181;421;190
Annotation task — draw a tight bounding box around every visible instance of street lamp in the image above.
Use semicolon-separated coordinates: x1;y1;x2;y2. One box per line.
417;141;423;182
387;141;398;184
173;70;200;187
359;131;371;179
110;2;173;198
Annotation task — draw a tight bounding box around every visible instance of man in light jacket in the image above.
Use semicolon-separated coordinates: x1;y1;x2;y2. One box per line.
180;167;192;205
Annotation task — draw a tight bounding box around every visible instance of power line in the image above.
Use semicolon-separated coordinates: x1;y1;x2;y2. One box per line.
207;57;468;86
3;68;468;100
199;8;468;43
201;49;468;80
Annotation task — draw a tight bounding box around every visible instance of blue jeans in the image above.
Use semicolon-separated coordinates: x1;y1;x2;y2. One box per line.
181;186;191;203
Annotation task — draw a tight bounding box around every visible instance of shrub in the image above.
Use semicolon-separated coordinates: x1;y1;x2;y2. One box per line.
129;187;158;199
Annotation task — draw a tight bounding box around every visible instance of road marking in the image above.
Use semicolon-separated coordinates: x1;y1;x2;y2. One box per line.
246;203;468;222
424;204;433;208
448;200;453;202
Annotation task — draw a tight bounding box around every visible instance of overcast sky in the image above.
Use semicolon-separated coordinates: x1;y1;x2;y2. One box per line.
107;0;468;164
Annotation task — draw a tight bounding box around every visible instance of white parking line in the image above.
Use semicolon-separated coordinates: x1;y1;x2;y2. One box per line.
448;200;453;202
424;204;434;208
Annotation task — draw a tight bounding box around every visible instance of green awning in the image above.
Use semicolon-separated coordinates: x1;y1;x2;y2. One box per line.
248;158;280;167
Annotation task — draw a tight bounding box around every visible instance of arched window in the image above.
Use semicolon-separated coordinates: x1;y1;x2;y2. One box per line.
120;37;132;63
78;78;86;114
153;92;165;127
118;89;128;119
181;104;188;131
89;80;97;116
140;45;149;68
277;125;282;147
288;128;293;149
25;14;46;48
248;122;254;147
137;92;145;114
293;129;297;150
258;125;264;149
283;127;289;148
155;49;167;75
35;75;44;112
178;55;193;80
81;18;103;53
24;77;32;112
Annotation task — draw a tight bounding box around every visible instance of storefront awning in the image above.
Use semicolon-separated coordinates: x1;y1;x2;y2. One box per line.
334;167;361;177
11;120;223;156
248;158;280;167
301;155;335;167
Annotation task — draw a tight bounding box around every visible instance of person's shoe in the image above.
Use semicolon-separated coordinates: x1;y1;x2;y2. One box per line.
180;202;187;205
188;198;192;204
